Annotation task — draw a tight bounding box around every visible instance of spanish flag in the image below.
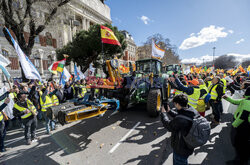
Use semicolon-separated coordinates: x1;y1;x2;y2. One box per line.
100;25;121;46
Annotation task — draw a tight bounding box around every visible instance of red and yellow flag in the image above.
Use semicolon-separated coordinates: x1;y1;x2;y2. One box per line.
101;25;121;46
48;58;66;73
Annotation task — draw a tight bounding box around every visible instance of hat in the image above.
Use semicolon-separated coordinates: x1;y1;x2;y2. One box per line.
188;79;199;86
244;87;250;97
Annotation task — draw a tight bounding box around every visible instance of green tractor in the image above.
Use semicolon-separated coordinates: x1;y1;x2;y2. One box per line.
121;59;171;117
163;64;182;75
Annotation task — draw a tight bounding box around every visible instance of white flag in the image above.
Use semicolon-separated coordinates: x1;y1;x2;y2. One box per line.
152;40;165;59
0;53;10;67
59;67;72;87
5;28;42;82
0;87;14;119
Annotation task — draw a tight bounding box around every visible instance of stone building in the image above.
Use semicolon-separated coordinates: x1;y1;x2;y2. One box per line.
119;30;137;67
0;0;111;83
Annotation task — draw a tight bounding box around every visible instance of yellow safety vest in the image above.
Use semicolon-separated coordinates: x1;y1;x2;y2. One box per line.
221;79;227;94
0;112;3;121
196;85;208;112
206;81;212;89
186;88;200;109
174;85;187;96
9;92;17;99
199;84;208;99
72;85;75;96
14;99;37;119
51;95;59;106
78;85;87;98
175;89;183;96
209;84;218;100
40;95;53;112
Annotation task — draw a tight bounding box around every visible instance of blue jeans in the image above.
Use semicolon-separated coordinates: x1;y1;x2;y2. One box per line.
173;152;188;165
41;111;55;133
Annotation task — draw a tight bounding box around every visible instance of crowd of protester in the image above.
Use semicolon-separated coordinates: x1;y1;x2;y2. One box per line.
0;78;87;155
160;72;250;165
0;71;249;165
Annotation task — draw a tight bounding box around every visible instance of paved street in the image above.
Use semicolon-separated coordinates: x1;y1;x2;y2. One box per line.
0;100;235;165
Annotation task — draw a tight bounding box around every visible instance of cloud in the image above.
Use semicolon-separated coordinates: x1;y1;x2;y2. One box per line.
181;55;219;64
179;25;229;50
228;30;234;34
226;53;250;62
181;53;250;65
113;17;122;23
235;38;244;44
140;15;150;25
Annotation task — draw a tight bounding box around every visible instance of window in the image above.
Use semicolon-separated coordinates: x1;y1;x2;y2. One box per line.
2;49;8;57
35;36;40;44
45;32;53;46
9;57;19;70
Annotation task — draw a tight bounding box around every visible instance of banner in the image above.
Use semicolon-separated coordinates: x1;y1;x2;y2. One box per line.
48;58;66;74
74;64;85;80
59;67;72;87
5;28;42;82
0;87;14;119
0;53;10;67
101;25;121;46
152;40;165;59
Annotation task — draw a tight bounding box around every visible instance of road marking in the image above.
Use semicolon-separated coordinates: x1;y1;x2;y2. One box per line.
109;121;141;154
5;137;24;146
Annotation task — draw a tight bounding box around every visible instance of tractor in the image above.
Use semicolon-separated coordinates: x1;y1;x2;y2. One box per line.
163;64;182;75
121;58;171;117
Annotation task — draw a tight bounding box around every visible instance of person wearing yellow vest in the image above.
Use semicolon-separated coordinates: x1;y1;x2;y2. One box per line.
48;84;59;106
219;73;227;94
0;93;10;153
74;80;87;99
169;75;200;110
39;86;55;134
168;76;187;96
197;79;211;117
13;92;38;145
208;76;224;125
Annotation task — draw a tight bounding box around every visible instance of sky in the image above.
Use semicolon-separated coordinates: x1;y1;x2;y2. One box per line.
106;0;250;64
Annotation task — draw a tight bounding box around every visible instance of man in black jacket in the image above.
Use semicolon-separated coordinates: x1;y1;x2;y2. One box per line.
209;76;224;124
161;94;199;165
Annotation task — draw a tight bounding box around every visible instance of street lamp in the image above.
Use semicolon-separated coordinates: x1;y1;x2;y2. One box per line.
213;47;216;67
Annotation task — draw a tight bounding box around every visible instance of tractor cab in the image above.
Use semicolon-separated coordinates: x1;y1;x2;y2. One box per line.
136;59;162;75
163;64;182;75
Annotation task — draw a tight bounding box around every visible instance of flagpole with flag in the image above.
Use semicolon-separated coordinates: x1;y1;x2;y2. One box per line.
4;27;42;82
0;53;11;87
152;40;165;60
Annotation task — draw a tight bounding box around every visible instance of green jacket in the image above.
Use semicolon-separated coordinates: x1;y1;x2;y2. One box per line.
225;96;250;128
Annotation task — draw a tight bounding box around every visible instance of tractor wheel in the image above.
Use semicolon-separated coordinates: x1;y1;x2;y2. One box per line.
147;89;161;117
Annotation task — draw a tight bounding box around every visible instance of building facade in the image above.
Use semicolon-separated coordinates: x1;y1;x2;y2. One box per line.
119;31;137;67
0;0;111;83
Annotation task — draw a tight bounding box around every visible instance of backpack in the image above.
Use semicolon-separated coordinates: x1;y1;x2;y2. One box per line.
177;114;211;149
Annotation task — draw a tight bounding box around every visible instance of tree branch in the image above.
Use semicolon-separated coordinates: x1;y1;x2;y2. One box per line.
35;0;71;35
8;0;13;17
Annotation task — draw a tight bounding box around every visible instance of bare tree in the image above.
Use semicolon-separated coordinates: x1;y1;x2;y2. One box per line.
214;55;237;69
242;60;250;68
0;0;70;56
